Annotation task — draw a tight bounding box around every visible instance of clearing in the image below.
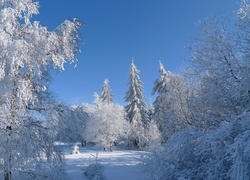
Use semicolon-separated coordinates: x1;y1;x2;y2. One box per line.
61;144;149;180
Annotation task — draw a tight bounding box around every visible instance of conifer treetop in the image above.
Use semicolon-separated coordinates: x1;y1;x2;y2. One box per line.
100;78;114;104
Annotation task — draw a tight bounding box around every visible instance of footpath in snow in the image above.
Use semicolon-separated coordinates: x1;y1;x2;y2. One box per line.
62;144;149;180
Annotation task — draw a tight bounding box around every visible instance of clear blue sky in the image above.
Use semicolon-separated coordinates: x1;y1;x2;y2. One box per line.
36;0;238;105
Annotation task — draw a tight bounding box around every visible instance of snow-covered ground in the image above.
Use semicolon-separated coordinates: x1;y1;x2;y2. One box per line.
61;144;149;180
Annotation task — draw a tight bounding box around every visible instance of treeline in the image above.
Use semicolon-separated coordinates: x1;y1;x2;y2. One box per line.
56;61;163;151
57;0;250;179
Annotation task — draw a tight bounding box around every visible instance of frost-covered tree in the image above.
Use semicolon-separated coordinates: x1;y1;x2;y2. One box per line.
235;0;250;112
186;18;241;128
56;105;89;145
100;79;114;104
0;0;81;179
185;4;250;128
152;62;191;140
147;101;154;122
143;120;162;151
85;94;128;151
125;59;148;125
145;112;250;180
124;59;149;149
145;1;250;179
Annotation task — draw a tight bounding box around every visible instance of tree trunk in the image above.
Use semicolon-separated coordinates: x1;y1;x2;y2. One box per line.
4;80;18;180
81;140;86;147
4;170;11;180
4;150;12;180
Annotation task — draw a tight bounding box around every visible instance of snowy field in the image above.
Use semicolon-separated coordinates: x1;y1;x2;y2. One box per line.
60;144;149;180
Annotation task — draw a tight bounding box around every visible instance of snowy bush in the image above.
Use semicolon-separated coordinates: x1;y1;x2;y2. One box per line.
145;112;250;179
84;153;107;180
84;163;107;180
144;129;202;179
72;144;80;154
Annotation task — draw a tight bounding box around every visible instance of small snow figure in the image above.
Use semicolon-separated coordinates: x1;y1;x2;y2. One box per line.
72;144;80;154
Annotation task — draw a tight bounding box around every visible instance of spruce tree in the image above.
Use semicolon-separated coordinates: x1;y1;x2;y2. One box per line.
100;79;114;104
125;59;148;125
152;61;190;140
124;59;148;149
152;62;170;139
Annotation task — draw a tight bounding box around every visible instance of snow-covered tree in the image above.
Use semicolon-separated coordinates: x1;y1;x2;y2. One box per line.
185;7;250;128
143;120;162;151
85;94;128;151
145;1;250;179
0;0;81;179
187;19;239;128
56;105;89;145
124;59;149;149
152;62;191;140
125;59;148;125
147;100;154;122
144;129;202;180
145;112;250;180
100;79;114;104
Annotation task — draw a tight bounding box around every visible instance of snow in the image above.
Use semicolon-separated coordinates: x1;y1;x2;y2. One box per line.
62;144;149;180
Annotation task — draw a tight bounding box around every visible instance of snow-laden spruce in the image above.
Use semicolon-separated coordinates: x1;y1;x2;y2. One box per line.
124;59;150;150
0;0;81;179
125;59;149;126
152;62;191;140
100;79;114;104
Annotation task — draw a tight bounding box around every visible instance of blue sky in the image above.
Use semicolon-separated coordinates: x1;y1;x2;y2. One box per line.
36;0;238;105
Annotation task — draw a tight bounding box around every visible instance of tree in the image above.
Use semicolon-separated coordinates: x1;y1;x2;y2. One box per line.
0;0;81;179
100;79;114;104
56;105;89;145
152;62;191;140
145;112;250;180
125;59;148;125
183;0;250;129
186;16;243;128
143;120;162;151
147;100;154;122
85;93;128;151
124;59;149;149
145;1;250;179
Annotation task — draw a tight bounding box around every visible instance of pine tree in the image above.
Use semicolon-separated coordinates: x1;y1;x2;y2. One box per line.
100;79;114;104
124;58;149;149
